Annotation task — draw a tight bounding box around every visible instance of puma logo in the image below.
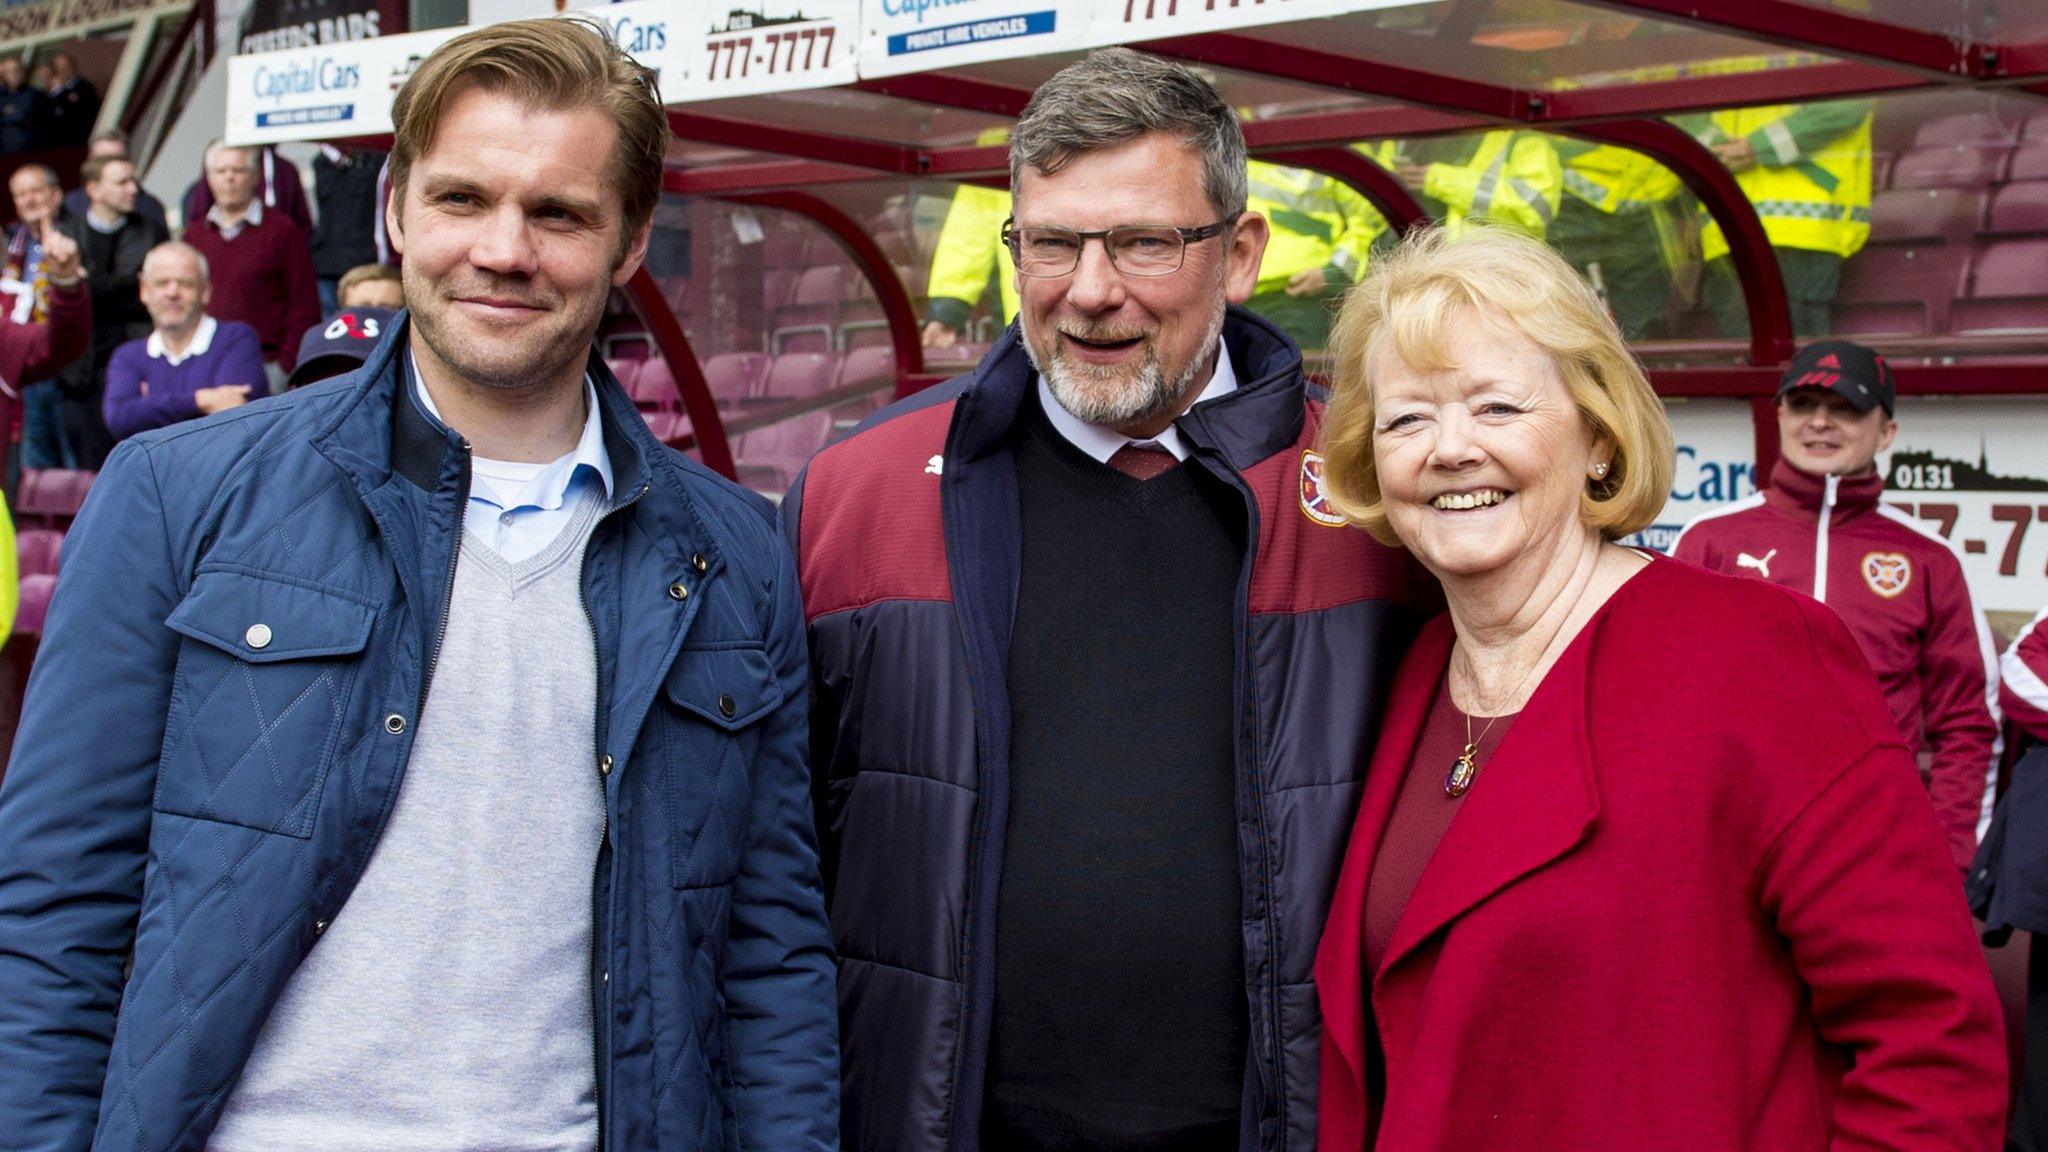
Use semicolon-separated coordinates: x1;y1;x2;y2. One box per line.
924;455;944;476
1736;549;1777;579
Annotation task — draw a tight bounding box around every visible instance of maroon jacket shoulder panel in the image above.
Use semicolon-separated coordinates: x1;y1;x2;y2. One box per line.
1245;400;1428;617
797;397;956;619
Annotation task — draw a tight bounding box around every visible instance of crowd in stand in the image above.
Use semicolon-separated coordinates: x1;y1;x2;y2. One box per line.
1;134;391;478
0;53;98;156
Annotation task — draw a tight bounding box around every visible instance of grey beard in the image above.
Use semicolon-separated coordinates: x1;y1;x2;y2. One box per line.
1029;302;1226;429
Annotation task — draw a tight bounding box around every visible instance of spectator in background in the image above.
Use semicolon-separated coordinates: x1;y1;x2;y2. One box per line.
100;241;263;440
1672;340;2001;871
1679;93;1873;337
336;261;402;310
0;219;87;484
184;140;321;383
1394;131;1562;240
284;304;394;390
55;153;167;468
182;142;312;234
62;130;168;229
0;58;47;155
312;145;388;314
1973;603;2048;1150
5;164;74;468
43;53;96;147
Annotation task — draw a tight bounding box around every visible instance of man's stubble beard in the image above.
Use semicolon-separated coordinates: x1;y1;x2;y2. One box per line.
405;269;604;395
1027;298;1227;429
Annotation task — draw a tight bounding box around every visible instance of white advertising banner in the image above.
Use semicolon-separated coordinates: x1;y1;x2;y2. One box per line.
225;24;464;144
1084;0;1401;48
669;0;860;101
854;0;1086;78
1880;396;2048;617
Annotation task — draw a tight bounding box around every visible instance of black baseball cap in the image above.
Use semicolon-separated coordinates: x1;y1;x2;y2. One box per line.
1776;339;1895;415
286;308;398;390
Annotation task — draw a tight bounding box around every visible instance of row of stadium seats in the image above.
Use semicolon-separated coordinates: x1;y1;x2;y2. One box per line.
11;468;97;638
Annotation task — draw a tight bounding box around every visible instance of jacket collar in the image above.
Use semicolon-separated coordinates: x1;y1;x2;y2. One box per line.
311;313;717;576
1764;459;1884;523
948;305;1307;472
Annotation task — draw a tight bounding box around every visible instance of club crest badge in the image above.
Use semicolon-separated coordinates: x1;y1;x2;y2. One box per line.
1862;552;1911;599
1299;451;1347;527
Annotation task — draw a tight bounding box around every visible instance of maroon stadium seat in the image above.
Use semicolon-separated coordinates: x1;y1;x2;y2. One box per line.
630;359;678;412
764;352;840;399
606;358;640;392
1872;152;1893;191
1951;237;2048;332
2010;141;2048;182
763;268;798;312
1913;110;2021;149
923;342;988;370
736;411;834;494
770;265;845;352
1836;243;1973;336
1986;180;2048;235
702;352;772;406
1891;144;2010;189
2026;110;2048;141
838;346;896;389
13;574;55;635
643;410;686;443
14;529;62;578
1869;187;1985;244
16;469;95;528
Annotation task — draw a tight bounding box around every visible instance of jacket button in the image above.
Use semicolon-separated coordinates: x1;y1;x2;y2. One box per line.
717;693;737;719
692;553;708;573
384;713;406;735
244;623;273;650
313;919;329;935
598;755;613;776
669;581;689;600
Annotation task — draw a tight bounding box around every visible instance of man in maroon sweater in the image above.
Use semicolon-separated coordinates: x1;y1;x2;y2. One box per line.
183;141;319;379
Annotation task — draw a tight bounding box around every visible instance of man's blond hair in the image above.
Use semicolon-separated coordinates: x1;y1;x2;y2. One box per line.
388;17;669;248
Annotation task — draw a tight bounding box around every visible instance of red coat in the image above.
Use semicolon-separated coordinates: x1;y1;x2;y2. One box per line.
1315;556;2006;1152
0;281;89;468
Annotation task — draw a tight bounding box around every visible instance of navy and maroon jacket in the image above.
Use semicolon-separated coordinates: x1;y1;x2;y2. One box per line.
781;308;1430;1152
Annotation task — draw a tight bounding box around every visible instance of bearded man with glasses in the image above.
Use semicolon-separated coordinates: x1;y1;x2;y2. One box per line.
782;47;1432;1152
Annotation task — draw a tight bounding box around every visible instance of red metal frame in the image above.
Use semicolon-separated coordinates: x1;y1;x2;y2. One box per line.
624;267;737;480
1256;146;1429;234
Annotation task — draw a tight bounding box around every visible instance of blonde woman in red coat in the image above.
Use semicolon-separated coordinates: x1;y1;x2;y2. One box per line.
1312;225;2005;1152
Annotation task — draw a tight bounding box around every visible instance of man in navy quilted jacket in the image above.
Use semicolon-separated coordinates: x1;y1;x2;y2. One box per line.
0;18;837;1152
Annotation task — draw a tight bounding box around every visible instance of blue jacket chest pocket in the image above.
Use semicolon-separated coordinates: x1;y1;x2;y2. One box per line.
157;570;376;838
658;645;782;889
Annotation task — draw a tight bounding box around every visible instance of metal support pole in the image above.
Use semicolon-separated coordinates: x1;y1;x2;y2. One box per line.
624;267;736;481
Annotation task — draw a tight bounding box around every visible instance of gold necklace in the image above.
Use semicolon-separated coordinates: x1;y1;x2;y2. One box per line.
1443;608;1576;798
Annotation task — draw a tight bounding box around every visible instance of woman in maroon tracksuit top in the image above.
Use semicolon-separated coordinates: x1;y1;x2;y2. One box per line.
1312;226;2004;1152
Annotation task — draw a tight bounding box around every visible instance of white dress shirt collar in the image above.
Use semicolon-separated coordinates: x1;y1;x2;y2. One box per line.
1036;334;1238;463
147;315;219;366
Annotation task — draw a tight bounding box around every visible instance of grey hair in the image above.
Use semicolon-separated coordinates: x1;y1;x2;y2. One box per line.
1009;47;1247;219
203;139;258;172
143;240;211;285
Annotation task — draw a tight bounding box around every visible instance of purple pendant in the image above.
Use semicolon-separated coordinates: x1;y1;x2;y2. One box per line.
1444;747;1477;798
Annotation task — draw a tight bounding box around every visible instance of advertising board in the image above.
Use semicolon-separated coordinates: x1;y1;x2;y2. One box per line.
854;0;1087;78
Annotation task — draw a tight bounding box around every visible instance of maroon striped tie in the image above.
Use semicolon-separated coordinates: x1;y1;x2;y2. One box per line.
1107;442;1177;480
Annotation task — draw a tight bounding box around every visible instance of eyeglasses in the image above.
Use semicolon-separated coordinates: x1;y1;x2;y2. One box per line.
1000;216;1237;278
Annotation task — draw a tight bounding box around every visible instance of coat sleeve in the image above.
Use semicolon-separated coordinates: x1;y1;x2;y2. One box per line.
722;524;840;1151
12;282;91;386
1915;546;2003;871
2004;607;2048;744
0;439;182;1152
1754;600;2007;1152
220;323;271;397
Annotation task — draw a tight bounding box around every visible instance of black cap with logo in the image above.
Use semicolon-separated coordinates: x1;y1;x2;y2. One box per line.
1776;339;1895;415
286;307;399;391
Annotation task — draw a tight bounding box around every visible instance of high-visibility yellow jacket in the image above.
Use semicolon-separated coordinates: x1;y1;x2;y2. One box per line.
1553;135;1690;273
924;157;1393;326
1245;161;1388;296
1686;99;1874;261
0;502;16;644
1422;131;1562;239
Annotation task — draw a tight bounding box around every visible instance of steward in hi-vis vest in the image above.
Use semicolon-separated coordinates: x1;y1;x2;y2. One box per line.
1551;136;1687;339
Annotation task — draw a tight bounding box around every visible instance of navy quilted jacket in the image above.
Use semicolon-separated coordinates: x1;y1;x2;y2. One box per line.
782;310;1430;1152
0;318;839;1152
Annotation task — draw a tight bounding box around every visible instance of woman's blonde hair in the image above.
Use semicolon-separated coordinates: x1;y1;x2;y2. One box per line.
1319;225;1674;546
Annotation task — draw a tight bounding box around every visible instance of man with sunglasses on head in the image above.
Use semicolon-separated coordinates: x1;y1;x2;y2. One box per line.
783;48;1429;1152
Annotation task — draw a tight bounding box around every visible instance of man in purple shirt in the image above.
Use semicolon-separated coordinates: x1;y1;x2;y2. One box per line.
101;241;265;440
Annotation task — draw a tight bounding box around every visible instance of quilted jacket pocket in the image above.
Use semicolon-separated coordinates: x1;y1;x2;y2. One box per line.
661;646;784;888
156;570;375;838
